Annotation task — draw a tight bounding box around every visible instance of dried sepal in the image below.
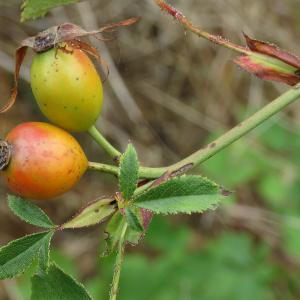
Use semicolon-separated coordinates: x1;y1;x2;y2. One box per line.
59;197;117;229
0;47;28;113
243;33;300;70
155;0;300;86
231;33;300;86
0;140;12;170
231;56;300;86
1;17;141;113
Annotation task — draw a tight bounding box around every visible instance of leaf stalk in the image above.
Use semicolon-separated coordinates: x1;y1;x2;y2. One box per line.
109;224;127;300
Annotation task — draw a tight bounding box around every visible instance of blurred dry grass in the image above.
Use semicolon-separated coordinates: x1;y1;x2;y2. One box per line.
1;0;300;298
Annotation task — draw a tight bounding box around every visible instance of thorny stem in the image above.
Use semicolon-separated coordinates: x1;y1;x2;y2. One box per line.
87;125;122;160
155;0;300;79
155;0;250;55
109;224;127;300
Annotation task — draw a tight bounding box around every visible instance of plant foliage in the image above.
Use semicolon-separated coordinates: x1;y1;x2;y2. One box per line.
31;262;93;300
21;0;86;22
132;175;228;214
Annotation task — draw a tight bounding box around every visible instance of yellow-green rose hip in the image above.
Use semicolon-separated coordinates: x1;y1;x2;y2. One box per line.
30;44;103;132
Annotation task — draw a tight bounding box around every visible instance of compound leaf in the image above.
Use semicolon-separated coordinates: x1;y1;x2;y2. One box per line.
119;142;139;202
0;231;53;280
31;262;92;300
131;175;231;214
8;195;55;228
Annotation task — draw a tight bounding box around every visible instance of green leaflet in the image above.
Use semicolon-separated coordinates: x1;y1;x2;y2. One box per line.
38;231;54;271
0;231;53;280
102;210;145;256
8;196;55;228
131;175;228;214
60;197;117;229
31;262;92;300
124;207;145;233
103;211;127;255
119;143;140;202
21;0;86;22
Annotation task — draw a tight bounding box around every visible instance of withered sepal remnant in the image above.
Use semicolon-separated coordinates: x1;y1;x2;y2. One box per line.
0;17;141;113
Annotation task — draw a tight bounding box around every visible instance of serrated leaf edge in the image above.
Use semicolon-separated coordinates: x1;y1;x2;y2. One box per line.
31;261;94;300
131;174;220;203
7;195;55;228
118;142;140;202
37;231;54;271
133;197;222;215
58;196;117;229
124;207;145;233
0;231;52;280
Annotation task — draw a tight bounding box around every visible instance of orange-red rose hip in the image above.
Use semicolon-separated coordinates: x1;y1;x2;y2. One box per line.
1;122;88;200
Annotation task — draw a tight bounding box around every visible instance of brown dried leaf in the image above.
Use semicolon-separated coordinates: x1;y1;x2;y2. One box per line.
0;46;28;113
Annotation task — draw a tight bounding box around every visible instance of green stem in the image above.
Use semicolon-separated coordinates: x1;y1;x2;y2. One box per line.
87;160;165;179
87;125;122;160
130;84;298;197
109;224;127;300
168;84;300;173
136;83;300;187
87;84;300;184
88;161;120;175
133;180;154;197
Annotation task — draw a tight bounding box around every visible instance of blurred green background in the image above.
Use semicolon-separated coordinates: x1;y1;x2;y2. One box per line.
1;0;300;299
